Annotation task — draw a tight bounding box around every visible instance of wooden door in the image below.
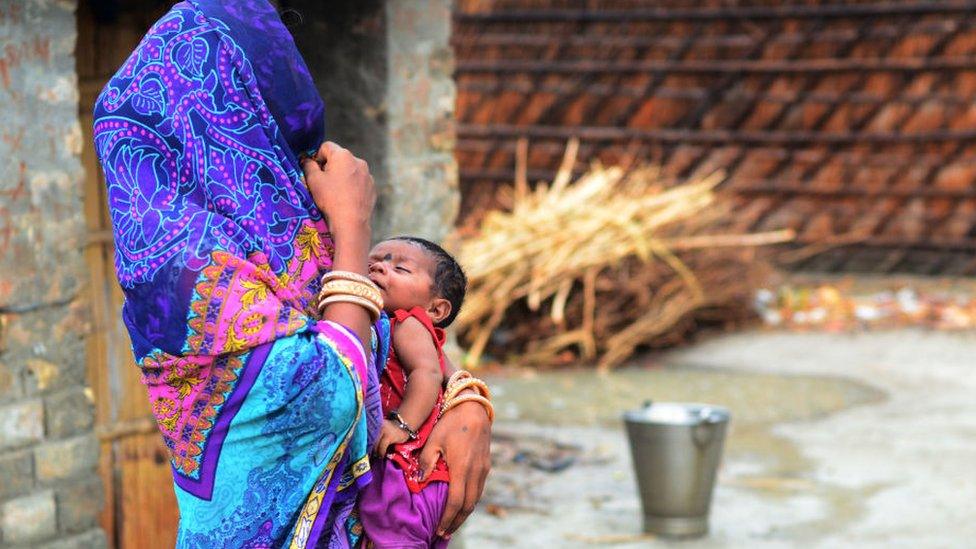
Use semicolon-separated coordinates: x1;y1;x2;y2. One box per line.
76;2;180;547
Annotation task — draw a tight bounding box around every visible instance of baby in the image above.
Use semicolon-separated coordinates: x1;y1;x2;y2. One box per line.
358;236;467;548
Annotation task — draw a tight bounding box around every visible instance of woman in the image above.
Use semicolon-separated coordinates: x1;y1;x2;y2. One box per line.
92;1;490;546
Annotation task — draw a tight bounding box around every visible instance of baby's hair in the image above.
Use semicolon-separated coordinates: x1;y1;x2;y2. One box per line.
390;236;466;328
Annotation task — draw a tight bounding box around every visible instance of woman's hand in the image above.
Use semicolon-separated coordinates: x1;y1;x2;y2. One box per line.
302;141;376;345
302;141;376;233
418;398;491;537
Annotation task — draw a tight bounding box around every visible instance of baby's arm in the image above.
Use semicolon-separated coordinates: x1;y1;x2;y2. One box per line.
392;316;444;426
376;316;444;455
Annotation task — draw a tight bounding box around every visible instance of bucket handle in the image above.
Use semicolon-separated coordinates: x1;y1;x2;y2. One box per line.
692;408;722;448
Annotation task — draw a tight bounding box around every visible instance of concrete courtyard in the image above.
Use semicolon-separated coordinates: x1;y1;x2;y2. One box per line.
463;329;976;548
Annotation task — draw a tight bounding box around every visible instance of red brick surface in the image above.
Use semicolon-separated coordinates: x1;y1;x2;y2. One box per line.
454;0;976;272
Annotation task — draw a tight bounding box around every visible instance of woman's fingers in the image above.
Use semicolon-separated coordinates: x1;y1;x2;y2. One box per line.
475;455;489;500
445;452;488;535
431;420;466;536
315;140;343;165
300;157;314;176
418;442;441;482
429;397;492;536
437;460;468;537
444;475;473;535
303;140;375;231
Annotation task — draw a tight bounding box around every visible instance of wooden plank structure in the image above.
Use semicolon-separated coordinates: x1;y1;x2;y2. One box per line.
76;2;180;547
453;0;976;274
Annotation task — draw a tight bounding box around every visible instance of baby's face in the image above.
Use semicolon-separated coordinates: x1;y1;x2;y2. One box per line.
367;240;436;314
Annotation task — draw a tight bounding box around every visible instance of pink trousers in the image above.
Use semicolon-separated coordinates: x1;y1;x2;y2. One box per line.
359;459;450;549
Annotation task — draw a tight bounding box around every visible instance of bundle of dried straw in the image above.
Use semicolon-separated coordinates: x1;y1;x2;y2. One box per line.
453;140;793;370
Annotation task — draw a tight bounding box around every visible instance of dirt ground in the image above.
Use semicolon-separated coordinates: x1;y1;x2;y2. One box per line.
459;329;976;548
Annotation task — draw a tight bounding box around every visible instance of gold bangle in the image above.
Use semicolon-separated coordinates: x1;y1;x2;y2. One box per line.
318;294;381;322
318;279;383;309
441;393;494;423
445;378;491;403
319;295;380;323
321;270;376;288
444;370;472;395
446;370;472;387
317;277;383;317
445;370;489;397
319;276;381;300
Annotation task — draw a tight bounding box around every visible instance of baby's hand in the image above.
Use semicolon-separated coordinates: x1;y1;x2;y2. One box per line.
375;419;410;456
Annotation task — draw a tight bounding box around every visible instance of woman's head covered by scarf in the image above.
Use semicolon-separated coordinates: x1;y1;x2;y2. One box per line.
93;0;333;360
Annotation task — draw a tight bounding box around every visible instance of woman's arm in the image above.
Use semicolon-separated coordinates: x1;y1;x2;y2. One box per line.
421;350;493;536
301;141;376;346
420;399;491;537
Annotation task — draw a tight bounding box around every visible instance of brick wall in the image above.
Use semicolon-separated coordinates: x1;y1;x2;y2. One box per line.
0;1;106;547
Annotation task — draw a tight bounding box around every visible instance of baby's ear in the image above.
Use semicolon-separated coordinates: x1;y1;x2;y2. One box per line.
427;298;452;326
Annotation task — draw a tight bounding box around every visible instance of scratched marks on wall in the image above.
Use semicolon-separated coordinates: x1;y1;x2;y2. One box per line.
0;0;86;308
0;1;24;25
0;37;53;88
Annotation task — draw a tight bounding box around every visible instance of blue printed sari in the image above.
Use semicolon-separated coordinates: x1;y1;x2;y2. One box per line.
92;1;386;546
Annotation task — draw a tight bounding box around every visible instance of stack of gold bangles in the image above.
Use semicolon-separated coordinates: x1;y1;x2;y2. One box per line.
441;370;494;423
317;271;384;322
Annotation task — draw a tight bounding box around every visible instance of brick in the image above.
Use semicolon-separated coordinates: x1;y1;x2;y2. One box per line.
865;103;912;132
628;97;690;128
20;311;88;397
739;100;785;131
25;355;87;397
901;101;945;133
26;358;62;393
934;163;976;192
734;149;781;180
0;360;24;401
802;212;835;240
0;449;34;499
4;309;86;398
1;490;57;545
950;103;976;129
36;528;108;549
663;145;704;177
0;398;44;451
34;435;98;483
55;477;103;534
822;103;856;133
44;388;95;439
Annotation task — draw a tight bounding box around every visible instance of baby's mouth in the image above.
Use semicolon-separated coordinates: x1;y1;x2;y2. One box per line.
368;276;386;292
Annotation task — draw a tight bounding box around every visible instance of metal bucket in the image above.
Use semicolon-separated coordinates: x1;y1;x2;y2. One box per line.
623;401;730;538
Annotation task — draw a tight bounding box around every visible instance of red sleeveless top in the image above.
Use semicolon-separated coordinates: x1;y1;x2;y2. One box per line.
380;307;450;492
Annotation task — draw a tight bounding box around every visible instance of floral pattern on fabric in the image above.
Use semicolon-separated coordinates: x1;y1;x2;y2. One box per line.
92;1;387;547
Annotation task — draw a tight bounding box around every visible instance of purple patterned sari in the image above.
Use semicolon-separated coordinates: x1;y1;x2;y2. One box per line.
92;1;387;546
